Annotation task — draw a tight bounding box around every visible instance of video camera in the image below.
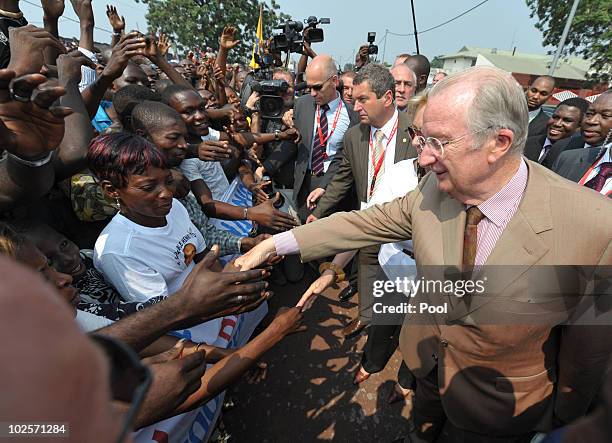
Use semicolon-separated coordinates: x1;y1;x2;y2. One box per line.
271;16;330;55
240;78;290;120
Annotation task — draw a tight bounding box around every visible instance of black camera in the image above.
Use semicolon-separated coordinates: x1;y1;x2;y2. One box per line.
272;16;330;55
246;79;289;120
367;32;378;55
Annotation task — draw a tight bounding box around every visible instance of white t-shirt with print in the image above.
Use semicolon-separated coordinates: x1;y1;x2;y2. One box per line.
93;199;206;302
180;128;230;201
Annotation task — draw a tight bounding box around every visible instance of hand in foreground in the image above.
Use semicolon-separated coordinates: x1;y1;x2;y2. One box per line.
247;195;299;231
306;187;325;210
248;180;270;205
137;340;206;427
7;25;66;77
197;140;231;161
104;32;146;79
234;237;278;271
176;245;270;320
296;270;336;311
0;70;72;159
57;51;96;84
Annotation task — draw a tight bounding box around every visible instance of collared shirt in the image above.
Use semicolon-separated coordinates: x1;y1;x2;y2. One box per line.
78;47;98;92
537;137;553;162
308;92;351;173
274;158;529;261
581;146;611;196
528;108;541;123
470;159;528;266
92;100;113;133
367;109;399;202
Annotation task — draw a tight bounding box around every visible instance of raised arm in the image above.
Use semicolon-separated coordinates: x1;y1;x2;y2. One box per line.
215;26;240;78
105;5;125;47
41;0;65;65
143;34;192;88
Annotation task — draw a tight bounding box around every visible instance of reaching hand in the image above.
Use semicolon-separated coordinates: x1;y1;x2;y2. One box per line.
213;64;225;85
234;237;278;271
103;32;146;79
138;343;206;427
306;214;318;224
57;51;96;84
219;26;240;51
248;180;271;205
306;188;325;210
245;91;260;111
240;233;272;253
247;195;299;231
105;5;125;33
69;0;94;24
197;140;231;161
157;33;170;57
269;307;306;336
0;70;72;160
7;25;66;77
42;0;65;21
281;109;294;128
279;127;299;142
176;245;270;319
356;45;369;67
296;270;336;311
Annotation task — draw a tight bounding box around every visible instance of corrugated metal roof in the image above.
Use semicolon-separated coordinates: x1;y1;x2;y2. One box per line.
440;46;590;80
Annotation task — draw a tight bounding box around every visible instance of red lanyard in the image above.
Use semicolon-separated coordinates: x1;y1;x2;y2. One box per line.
368;117;399;198
316;101;343;147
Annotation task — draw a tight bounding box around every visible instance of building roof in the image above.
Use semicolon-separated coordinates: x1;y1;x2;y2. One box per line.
440;46;591;80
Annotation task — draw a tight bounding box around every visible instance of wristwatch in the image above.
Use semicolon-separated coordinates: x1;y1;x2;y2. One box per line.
274;130;280;141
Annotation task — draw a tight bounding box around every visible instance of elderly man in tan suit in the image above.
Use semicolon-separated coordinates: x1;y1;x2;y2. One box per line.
236;67;612;442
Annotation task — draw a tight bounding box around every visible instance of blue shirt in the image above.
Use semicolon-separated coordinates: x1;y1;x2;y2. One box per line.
92;100;113;133
309;92;351;172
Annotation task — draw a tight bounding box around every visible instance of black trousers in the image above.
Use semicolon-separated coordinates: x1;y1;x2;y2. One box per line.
361;323;416;390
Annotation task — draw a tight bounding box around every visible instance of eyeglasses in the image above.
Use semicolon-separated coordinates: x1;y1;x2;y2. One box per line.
414;126;492;157
90;335;152;443
308;74;335;91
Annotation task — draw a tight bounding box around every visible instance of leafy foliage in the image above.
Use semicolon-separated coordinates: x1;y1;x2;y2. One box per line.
526;0;611;83
137;0;291;62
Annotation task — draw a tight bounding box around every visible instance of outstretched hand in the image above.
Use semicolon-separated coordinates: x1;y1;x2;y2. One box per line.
0;70;72;160
234;237;279;271
219;26;240;51
296;270;336;311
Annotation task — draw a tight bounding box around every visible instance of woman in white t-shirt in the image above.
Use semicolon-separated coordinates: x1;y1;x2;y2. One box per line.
88;133;227;344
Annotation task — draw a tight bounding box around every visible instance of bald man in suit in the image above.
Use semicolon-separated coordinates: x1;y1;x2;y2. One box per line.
237;67;611;442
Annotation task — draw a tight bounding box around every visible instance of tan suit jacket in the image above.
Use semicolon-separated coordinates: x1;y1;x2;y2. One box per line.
292;160;612;436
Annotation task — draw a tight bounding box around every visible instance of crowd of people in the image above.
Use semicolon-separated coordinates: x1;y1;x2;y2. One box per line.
0;0;610;442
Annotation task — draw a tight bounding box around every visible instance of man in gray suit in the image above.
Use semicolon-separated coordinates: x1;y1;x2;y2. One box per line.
292;55;359;222
308;63;418;338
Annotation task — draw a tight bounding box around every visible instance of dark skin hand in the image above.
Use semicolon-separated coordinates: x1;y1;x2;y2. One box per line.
7;25;67;77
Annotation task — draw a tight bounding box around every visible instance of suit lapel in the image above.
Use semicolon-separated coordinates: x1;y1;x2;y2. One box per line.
440;195;465;268
394;112;417;161
357;125;370;201
447;162;553;321
303;99;316;156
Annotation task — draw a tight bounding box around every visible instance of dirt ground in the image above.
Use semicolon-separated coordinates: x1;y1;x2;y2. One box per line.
224;267;413;442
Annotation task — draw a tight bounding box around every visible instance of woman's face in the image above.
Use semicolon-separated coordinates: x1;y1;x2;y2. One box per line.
29;226;85;281
16;240;80;315
114;166;175;225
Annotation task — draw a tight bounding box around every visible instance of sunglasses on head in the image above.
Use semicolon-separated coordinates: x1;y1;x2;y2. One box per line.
90;335;152;443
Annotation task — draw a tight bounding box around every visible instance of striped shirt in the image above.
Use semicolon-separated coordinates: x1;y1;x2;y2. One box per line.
78;47;98;92
471;159;528;266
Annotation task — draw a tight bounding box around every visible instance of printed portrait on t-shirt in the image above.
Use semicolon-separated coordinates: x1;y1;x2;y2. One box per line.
183;243;196;265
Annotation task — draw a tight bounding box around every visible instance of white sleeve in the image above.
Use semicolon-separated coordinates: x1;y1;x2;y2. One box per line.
173;199;207;253
179;158;204;183
77;47;98;92
207;128;221;141
96;253;169;302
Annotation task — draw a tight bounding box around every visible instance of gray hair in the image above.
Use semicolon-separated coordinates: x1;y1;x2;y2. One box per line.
429;66;528;155
353;63;395;99
405;89;429;124
390;64;418;87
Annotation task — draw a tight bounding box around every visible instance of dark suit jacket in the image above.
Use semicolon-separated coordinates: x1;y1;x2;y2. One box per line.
523;134;547;162
551;147;601;183
541;134;585;169
312;110;418;219
528;108;550;138
292;94;358;201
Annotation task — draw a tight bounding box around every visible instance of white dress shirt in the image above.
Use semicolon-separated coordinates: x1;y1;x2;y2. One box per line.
308;92;351;173
366;109;399;203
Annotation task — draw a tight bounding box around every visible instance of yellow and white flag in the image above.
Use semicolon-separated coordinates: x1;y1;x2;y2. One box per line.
249;4;264;69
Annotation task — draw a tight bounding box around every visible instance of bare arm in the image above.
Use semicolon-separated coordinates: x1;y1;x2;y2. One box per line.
41;0;64;65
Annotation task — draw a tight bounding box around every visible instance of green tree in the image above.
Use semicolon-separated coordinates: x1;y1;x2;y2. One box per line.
137;0;291;62
430;55;444;70
526;0;611;83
